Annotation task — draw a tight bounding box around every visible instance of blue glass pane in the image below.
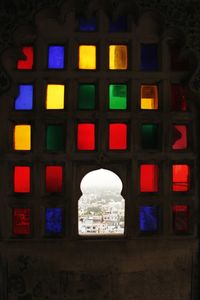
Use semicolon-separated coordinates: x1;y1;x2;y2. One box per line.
141;44;158;71
45;208;63;234
48;46;64;69
79;17;96;31
15;84;33;110
109;16;127;32
140;206;158;232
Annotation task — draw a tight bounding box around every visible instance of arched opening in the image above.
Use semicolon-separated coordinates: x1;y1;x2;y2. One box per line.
78;168;125;235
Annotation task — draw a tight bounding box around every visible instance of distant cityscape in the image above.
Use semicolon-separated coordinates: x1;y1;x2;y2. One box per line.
79;191;125;235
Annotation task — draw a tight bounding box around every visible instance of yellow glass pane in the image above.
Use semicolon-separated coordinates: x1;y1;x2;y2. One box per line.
14;125;31;150
46;84;65;109
141;85;158;110
78;45;96;70
109;45;128;70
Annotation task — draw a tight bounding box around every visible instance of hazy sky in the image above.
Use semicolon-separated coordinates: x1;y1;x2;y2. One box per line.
80;169;123;194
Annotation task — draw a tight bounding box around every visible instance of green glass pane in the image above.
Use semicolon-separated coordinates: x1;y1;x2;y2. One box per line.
78;84;95;109
109;84;127;110
46;125;64;151
141;124;158;149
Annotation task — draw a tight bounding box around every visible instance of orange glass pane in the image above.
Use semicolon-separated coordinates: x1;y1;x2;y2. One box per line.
172;164;190;192
141;85;158;110
140;164;159;192
14;125;31;150
78;45;96;70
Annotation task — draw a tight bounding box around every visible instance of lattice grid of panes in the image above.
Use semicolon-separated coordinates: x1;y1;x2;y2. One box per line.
9;12;196;238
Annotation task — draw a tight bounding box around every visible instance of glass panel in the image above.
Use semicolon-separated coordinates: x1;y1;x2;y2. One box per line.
172;125;187;150
109;123;127;150
172;205;189;233
109;16;127;32
172;164;190;192
141;85;158;110
78;84;95;109
77;123;95;150
14;125;31;150
15;84;33;110
141;124;159;149
79;17;96;31
78;45;96;70
45;208;63;234
48;46;64;69
17;46;34;70
140;164;158;192
46;125;64;151
13;208;31;235
109;45;128;70
46;84;65;109
140;44;158;71
109;84;127;110
14;166;30;193
171;85;187;111
140;206;158;232
46;166;63;193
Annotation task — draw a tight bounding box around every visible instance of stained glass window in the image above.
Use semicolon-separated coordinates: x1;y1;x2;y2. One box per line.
109;16;127;32
78;84;96;110
109;84;127;110
109;45;128;70
140;164;159;192
14;125;31;151
172;125;187;150
140;206;159;232
46;166;63;193
172;164;190;192
45;208;63;234
46;84;65;109
17;47;34;70
46;125;64;151
141;124;159;150
77;123;95;150
14;166;30;193
48;46;64;69
140;85;158;110
140;44;158;71
79;17;96;31
15;84;33;110
109;123;127;150
78;45;96;70
172;205;189;233
13;208;31;235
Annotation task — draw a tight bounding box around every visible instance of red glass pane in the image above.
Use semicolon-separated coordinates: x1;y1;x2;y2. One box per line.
172;125;187;150
17;47;34;70
173;205;189;233
46;166;63;193
109;124;127;150
171;85;187;111
172;164;189;192
13;208;31;235
77;124;95;150
14;166;30;193
140;164;158;192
